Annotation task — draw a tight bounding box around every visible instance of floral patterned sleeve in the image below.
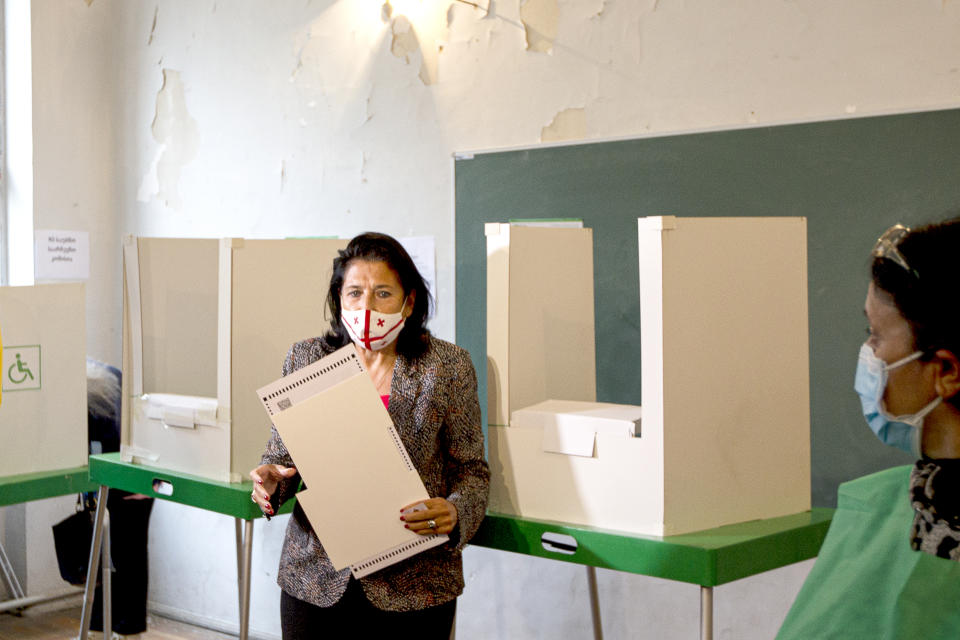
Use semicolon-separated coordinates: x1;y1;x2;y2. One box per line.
442;350;490;551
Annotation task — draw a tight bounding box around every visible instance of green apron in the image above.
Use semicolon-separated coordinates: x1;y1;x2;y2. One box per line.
777;465;960;639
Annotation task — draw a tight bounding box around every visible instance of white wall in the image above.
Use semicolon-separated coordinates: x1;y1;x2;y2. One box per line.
11;0;960;637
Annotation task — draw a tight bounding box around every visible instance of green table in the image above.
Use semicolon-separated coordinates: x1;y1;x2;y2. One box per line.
0;466;95;507
470;509;834;640
78;453;294;640
0;466;97;613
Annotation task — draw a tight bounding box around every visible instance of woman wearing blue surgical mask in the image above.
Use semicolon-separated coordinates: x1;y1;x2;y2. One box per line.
778;219;960;639
855;223;960;460
859;221;960;559
248;233;489;639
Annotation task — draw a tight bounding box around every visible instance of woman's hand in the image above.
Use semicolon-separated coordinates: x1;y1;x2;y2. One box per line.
400;497;458;535
249;464;297;517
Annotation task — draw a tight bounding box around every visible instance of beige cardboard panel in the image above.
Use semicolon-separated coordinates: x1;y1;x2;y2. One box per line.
486;224;596;426
137;238;219;397
509;226;596;413
485;224;511;425
488;425;664;534
228;238;348;480
0;284;87;475
647;217;811;533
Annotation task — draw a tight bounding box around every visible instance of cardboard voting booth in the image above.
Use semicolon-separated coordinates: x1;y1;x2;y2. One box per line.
121;237;347;482
0;284;87;475
487;216;811;536
484;223;597;426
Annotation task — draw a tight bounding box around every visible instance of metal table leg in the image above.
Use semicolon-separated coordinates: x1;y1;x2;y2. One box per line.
587;566;603;640
237;518;253;640
0;538;26;602
700;586;713;640
102;509;112;638
78;486;109;640
235;520;243;621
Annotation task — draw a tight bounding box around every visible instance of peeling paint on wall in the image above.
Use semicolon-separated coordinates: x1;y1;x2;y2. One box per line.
84;0;94;6
520;0;559;53
147;6;158;45
136;69;199;210
391;15;420;63
541;107;587;142
389;13;442;85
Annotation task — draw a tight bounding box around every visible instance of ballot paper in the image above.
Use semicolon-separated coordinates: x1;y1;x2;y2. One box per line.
256;345;447;578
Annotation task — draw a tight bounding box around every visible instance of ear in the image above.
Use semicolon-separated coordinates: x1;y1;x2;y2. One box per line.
403;289;416;318
933;349;960;401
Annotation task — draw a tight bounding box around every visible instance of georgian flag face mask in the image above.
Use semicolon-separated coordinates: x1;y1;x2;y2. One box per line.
341;303;407;351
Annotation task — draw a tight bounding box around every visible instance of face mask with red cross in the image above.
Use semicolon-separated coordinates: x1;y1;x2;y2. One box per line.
341;303;407;351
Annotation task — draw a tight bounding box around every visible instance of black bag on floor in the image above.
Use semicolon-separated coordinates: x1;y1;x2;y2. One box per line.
52;493;96;586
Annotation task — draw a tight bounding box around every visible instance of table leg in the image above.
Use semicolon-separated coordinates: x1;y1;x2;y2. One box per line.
235;520;243;616
78;486;109;640
102;509;112;638
237;518;253;640
700;586;713;640
0;538;26;601
586;566;604;640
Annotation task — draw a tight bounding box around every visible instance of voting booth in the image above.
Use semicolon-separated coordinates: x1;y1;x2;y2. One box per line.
0;284;87;475
487;216;811;536
121;237;347;482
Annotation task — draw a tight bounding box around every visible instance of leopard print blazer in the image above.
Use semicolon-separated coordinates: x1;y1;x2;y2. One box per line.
260;335;490;611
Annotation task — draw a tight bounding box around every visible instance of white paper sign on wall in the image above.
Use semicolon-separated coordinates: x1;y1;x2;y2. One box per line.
34;229;90;280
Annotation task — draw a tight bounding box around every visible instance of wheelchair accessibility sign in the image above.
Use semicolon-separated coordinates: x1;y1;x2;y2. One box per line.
2;345;41;392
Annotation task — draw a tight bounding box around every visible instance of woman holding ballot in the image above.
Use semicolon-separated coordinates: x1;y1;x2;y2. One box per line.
249;232;489;639
777;218;960;638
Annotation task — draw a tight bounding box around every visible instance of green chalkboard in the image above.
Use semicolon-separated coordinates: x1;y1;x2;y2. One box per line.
454;107;960;508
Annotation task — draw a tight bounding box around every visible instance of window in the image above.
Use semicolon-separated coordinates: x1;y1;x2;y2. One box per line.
2;0;33;286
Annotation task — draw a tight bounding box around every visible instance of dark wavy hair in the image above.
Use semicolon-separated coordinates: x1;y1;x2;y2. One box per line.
871;216;960;405
324;232;432;359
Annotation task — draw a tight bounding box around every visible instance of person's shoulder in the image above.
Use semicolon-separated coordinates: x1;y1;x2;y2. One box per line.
285;337;339;371
422;336;473;369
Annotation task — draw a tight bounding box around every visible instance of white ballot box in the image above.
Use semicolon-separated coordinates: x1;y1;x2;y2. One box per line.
0;284;87;475
511;399;641;457
485;223;596;426
121;237;348;482
488;216;811;536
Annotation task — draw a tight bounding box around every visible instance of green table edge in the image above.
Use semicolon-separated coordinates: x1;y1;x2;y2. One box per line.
0;466;98;506
88;453;295;520
470;508;834;587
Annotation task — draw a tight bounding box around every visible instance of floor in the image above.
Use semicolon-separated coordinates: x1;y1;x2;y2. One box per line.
0;604;236;640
